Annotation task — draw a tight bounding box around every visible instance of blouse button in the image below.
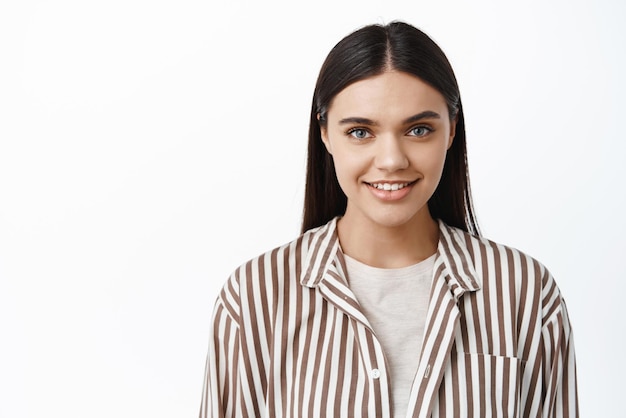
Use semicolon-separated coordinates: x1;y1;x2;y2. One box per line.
371;369;381;379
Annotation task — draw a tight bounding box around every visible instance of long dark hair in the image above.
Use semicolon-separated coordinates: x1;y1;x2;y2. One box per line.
302;21;479;236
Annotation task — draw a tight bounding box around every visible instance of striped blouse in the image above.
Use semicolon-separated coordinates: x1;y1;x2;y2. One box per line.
199;218;578;417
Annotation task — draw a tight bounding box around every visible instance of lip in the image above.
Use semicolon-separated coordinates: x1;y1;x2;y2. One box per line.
364;180;417;201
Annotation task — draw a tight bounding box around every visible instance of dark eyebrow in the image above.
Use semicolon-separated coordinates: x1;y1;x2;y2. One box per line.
402;111;441;124
337;117;379;126
337;111;441;126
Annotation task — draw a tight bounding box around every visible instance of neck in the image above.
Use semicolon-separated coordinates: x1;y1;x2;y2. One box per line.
337;211;439;269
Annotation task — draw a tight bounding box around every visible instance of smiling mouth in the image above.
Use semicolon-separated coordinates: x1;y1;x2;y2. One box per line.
365;180;417;191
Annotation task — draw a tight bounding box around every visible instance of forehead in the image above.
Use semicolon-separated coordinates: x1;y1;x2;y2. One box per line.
327;71;449;121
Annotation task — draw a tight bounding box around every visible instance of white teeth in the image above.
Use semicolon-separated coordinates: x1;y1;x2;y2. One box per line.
371;182;410;190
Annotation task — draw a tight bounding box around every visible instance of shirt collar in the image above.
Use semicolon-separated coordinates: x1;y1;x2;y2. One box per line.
300;217;341;288
435;219;481;297
300;217;481;295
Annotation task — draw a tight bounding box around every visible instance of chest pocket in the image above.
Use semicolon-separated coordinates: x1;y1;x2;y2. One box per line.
434;352;523;417
467;353;522;417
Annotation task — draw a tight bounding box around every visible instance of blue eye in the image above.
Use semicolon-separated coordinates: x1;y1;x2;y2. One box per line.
347;128;371;140
409;126;431;137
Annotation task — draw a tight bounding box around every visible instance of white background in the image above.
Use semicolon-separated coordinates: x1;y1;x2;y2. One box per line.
1;0;624;416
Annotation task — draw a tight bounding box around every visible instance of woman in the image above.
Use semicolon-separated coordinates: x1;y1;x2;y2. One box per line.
199;21;578;418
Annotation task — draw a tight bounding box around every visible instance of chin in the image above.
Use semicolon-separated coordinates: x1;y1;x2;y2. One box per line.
343;199;433;231
367;210;425;230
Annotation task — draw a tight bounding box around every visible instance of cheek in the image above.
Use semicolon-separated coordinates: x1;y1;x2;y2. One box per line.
331;149;368;185
332;155;354;178
412;144;448;173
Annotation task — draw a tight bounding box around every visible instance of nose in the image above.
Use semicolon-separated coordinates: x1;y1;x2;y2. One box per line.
374;136;409;172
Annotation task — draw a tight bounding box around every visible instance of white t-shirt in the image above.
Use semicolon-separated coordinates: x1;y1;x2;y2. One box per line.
344;253;435;418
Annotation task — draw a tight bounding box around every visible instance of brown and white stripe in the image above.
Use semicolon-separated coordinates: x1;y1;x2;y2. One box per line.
199;218;578;417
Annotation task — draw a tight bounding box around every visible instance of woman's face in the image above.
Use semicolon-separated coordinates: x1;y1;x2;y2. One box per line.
320;71;455;230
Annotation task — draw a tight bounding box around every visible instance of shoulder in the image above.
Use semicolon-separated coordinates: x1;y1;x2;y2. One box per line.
441;222;550;281
214;220;335;314
440;222;567;324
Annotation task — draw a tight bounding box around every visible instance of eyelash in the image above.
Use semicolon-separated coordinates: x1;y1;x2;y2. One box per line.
346;128;372;140
345;125;433;140
408;125;433;137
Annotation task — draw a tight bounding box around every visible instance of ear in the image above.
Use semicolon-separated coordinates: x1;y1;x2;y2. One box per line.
318;114;332;155
447;115;457;150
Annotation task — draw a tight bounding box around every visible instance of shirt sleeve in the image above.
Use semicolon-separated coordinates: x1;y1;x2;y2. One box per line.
199;292;242;418
541;275;579;418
